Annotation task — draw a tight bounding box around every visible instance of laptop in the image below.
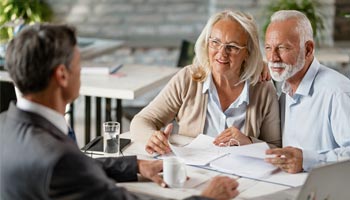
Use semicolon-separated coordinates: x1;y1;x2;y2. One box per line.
250;160;350;200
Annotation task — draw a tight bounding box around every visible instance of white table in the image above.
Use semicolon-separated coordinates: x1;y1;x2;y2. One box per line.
315;47;350;67
78;37;124;60
113;133;308;200
0;65;179;143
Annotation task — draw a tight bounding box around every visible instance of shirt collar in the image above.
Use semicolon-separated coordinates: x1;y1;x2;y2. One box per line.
282;58;320;97
202;75;211;94
202;74;250;105
17;98;68;135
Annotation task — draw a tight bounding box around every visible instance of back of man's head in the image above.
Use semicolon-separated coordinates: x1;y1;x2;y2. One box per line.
5;23;77;95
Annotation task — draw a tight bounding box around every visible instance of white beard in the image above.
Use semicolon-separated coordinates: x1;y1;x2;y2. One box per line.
268;49;306;82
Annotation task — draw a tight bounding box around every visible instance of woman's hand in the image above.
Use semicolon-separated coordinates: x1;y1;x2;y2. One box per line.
259;61;271;82
213;126;252;146
145;124;173;155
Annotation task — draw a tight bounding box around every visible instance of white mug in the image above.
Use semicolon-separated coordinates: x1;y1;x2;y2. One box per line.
163;157;187;188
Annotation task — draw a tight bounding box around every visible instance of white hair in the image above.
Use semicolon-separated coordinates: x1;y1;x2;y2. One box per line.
270;10;314;47
191;10;263;85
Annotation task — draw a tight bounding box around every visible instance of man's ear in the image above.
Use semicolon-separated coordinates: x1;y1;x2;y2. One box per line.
53;64;69;87
305;40;314;59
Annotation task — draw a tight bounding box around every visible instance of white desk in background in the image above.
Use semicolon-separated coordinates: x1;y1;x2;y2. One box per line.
112;133;308;200
315;47;350;67
0;65;179;144
78;37;124;60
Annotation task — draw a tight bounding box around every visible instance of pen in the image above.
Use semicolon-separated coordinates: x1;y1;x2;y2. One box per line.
109;64;123;74
83;151;105;156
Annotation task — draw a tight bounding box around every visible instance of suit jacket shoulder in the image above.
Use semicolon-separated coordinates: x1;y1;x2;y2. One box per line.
0;103;140;200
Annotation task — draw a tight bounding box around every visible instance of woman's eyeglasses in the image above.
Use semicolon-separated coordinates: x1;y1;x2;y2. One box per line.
208;38;246;55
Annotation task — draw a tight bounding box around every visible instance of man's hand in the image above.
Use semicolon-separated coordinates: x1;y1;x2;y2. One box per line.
145;124;173;155
265;146;303;173
213;126;252;146
137;159;166;188
201;176;239;200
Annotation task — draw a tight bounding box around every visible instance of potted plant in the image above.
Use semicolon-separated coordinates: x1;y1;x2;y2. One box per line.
0;0;53;58
262;0;325;44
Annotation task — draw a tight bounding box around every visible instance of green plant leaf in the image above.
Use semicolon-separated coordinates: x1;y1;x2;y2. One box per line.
262;0;325;40
0;0;53;41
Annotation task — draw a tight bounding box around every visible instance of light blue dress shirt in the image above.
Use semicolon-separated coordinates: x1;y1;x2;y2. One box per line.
17;98;69;135
281;58;350;171
202;74;249;137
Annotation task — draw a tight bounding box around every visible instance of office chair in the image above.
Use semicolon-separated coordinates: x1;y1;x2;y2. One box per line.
122;40;195;122
0;81;17;113
177;40;195;67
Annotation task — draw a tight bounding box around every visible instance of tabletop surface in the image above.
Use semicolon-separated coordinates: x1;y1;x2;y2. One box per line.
0;65;179;100
99;132;308;200
80;64;179;99
78;37;124;60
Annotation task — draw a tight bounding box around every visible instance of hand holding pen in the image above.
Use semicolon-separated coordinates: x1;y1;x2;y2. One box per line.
145;124;173;155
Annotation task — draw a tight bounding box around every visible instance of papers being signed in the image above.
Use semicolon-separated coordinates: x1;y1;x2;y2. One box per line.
167;134;277;179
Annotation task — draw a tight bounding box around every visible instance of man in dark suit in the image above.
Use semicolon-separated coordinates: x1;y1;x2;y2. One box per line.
0;24;239;200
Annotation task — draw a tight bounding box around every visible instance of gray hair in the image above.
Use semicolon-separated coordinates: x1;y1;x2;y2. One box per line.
191;10;263;85
270;10;314;46
5;23;77;95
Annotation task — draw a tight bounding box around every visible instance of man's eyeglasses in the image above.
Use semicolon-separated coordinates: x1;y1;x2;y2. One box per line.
208;38;246;55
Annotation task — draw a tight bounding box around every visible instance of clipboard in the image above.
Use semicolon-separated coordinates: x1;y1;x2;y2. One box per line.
81;136;131;152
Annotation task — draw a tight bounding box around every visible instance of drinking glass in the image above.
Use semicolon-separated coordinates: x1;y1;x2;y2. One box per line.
103;121;120;157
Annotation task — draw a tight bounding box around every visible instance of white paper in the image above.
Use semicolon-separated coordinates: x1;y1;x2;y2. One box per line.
169;141;227;166
81;64;123;75
183;167;212;188
263;171;308;187
220;142;270;159
81;66;110;75
168;134;271;166
209;154;278;179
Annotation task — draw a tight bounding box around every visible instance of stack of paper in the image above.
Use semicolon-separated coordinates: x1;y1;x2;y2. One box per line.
168;134;278;179
209;154;277;179
81;64;123;75
169;135;227;166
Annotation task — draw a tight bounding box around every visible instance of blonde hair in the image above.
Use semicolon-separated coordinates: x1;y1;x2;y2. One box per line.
191;10;263;85
270;10;313;47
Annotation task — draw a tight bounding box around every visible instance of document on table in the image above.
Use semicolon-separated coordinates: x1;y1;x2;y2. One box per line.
167;134;277;178
168;134;272;165
168;134;227;166
263;171;308;187
209;154;278;179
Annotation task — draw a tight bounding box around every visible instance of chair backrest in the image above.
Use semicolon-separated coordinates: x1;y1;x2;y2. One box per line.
0;81;17;113
177;40;195;67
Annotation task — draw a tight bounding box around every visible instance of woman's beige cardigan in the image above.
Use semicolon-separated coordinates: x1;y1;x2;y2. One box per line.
130;66;281;148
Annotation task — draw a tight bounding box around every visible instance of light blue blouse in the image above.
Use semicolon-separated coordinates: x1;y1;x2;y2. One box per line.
202;74;249;138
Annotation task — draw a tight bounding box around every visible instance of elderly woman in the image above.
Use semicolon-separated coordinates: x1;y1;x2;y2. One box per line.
130;10;281;155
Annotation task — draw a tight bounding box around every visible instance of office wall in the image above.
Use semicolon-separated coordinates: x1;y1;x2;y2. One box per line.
47;0;336;46
47;0;209;45
46;0;337;66
335;0;350;41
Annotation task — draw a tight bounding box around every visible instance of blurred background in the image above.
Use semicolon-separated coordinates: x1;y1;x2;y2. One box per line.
1;0;349;147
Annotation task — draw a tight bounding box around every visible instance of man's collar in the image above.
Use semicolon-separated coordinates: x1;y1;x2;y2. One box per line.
282;58;320;97
17;98;68;134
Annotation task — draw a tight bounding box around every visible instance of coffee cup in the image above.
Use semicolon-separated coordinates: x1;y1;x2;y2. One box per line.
163;157;187;188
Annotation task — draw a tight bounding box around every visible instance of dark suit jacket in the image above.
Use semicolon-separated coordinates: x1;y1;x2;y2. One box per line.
0;103;143;200
0;103;210;200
